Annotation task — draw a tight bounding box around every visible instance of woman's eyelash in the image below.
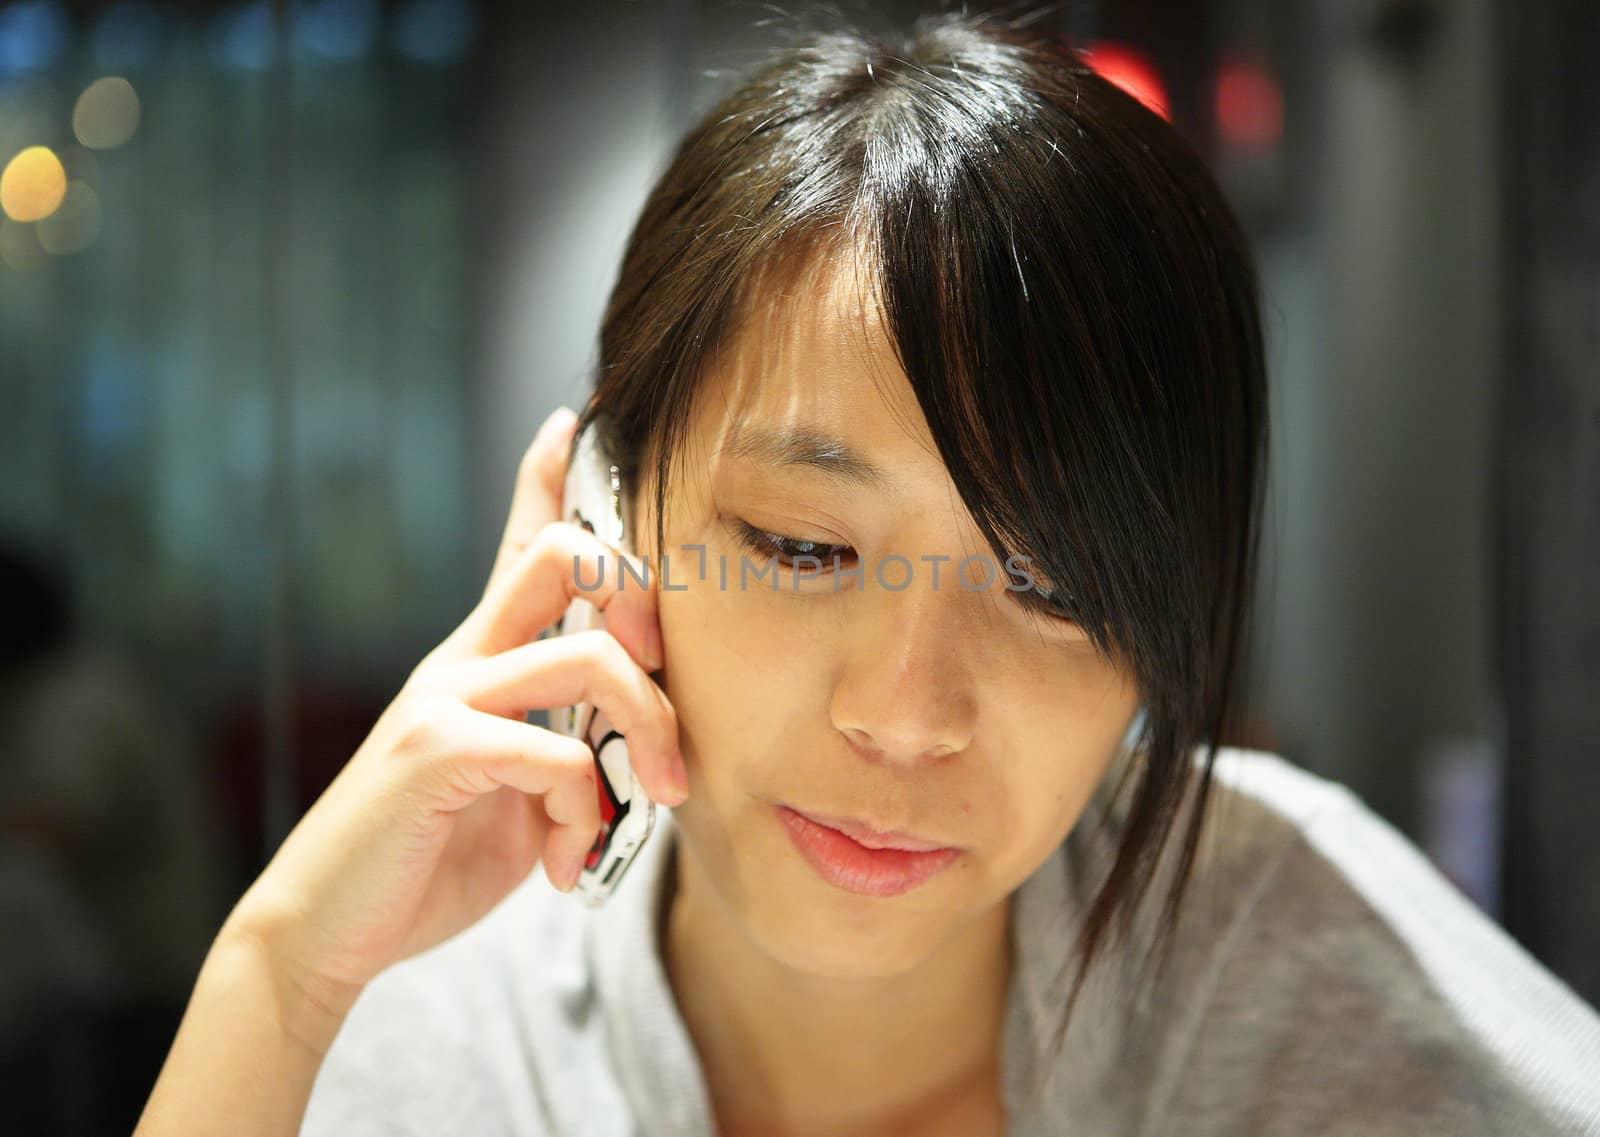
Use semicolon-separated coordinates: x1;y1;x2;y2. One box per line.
727;519;1081;624
730;520;856;568
1023;585;1082;624
1007;562;1080;621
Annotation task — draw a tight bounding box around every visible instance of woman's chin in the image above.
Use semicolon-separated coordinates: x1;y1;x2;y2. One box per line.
738;857;977;980
680;795;993;978
746;900;956;981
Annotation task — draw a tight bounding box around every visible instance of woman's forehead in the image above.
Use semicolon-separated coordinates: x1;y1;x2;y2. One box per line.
694;256;937;472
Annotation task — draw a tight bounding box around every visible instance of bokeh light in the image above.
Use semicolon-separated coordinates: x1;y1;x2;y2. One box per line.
0;0;69;74
210;2;272;72
37;180;102;255
300;0;379;61
1081;41;1170;121
1215;58;1285;150
74;77;143;151
1;145;67;222
393;0;476;64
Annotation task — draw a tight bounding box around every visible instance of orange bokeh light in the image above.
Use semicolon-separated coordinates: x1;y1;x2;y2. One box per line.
1080;41;1170;121
1;146;68;223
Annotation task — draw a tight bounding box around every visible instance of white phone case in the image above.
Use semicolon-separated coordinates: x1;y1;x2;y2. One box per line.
545;422;656;906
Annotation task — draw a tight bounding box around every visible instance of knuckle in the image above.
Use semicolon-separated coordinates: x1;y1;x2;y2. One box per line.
545;729;593;773
408;642;458;686
656;691;680;737
533;521;613;577
573;759;600;807
519;530;549;571
390;688;456;760
567;627;628;675
530;518;581;555
547;761;600;826
567;732;600;770
525;528;571;584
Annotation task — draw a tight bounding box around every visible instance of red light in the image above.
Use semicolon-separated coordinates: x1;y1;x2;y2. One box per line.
1215;57;1284;149
1080;41;1170;121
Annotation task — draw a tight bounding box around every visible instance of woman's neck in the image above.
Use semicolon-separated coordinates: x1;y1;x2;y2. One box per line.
660;836;1014;1137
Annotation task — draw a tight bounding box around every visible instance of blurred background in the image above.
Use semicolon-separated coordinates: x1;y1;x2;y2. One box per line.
0;0;1594;1130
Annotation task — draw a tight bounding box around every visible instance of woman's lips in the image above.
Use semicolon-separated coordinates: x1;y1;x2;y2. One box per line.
775;805;962;898
784;807;955;852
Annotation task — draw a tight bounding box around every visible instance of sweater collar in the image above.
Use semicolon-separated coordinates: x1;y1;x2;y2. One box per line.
587;806;715;1135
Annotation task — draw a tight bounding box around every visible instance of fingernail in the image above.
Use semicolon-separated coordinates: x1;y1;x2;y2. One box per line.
644;622;665;671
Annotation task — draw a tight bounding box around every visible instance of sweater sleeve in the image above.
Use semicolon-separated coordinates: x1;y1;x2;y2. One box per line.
299;955;528;1137
1145;786;1600;1137
296;877;598;1137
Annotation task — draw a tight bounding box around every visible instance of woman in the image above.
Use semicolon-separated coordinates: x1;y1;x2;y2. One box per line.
136;11;1600;1137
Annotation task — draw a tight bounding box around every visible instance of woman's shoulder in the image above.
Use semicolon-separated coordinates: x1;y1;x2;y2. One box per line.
1137;747;1600;1136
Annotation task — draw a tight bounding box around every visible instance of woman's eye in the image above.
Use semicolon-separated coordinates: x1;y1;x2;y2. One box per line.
1026;584;1082;625
730;519;856;571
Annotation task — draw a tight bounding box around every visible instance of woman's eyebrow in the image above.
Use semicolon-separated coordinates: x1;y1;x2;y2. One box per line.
719;422;894;491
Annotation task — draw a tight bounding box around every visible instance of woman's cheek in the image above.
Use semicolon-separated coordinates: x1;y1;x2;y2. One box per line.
657;566;809;736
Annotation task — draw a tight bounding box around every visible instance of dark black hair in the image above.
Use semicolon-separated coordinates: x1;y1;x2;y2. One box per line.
580;4;1268;1097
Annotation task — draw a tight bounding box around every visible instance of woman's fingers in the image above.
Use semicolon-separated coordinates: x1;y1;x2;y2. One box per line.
484;406;580;602
406;700;603;892
461;520;662;671
445;628;685;810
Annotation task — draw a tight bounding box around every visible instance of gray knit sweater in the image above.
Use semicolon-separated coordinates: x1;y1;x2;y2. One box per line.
300;748;1600;1136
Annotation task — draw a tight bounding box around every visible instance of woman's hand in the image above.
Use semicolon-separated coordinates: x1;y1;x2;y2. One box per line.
225;405;687;1021
135;407;684;1137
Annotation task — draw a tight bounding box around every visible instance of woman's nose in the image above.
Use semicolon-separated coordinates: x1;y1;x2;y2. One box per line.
828;584;978;766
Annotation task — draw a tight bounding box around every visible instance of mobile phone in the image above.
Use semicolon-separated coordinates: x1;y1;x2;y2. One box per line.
542;420;657;906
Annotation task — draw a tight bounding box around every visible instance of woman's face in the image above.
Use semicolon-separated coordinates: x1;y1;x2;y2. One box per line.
634;259;1140;980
